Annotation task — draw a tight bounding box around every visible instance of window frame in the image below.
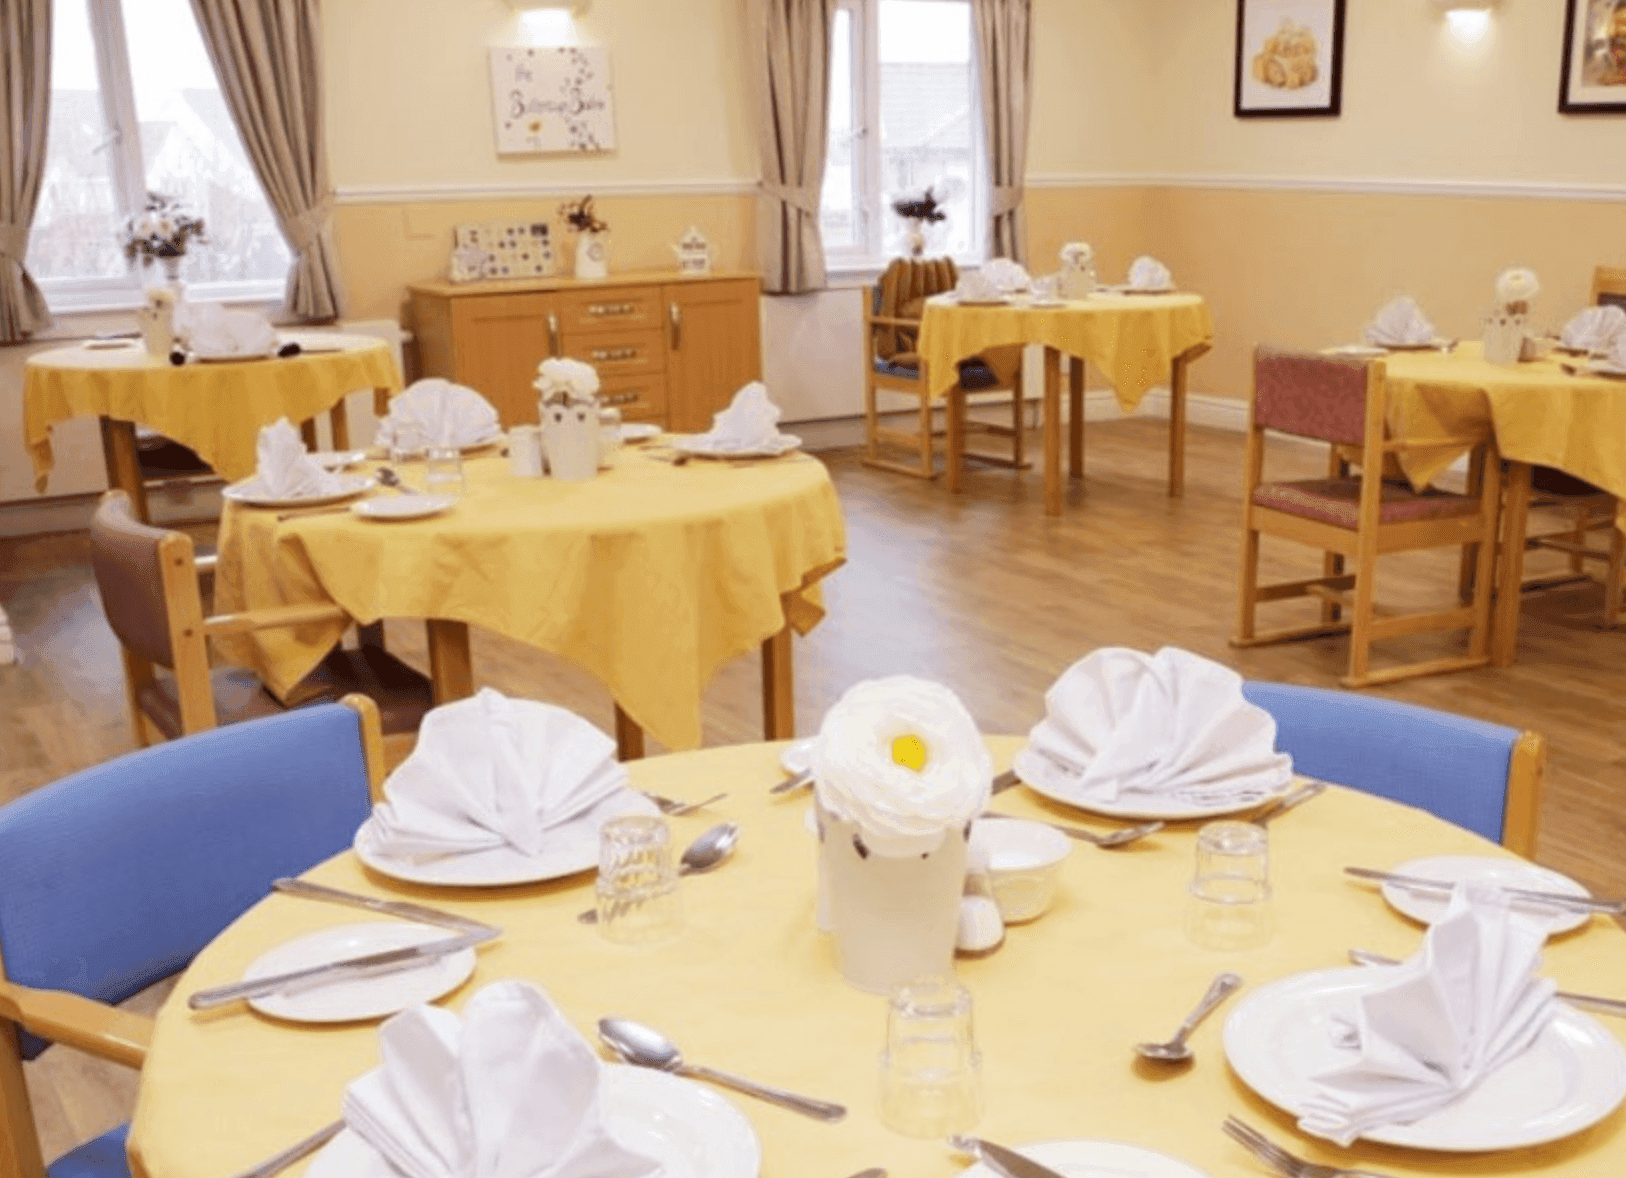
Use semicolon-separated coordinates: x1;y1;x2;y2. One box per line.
33;0;286;314
822;0;988;274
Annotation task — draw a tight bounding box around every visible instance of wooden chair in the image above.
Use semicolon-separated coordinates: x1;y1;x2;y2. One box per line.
1242;681;1544;856
861;257;1025;479
1592;263;1626;311
88;489;433;751
1232;346;1501;687
0;699;383;1177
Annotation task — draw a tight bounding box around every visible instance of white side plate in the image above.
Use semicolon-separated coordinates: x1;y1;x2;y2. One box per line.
312;450;367;471
621;423;663;442
671;433;802;459
1011;744;1289;820
351;494;456;521
222;474;373;510
1378;855;1593;936
243;922;475;1023
779;737;816;776
958;1139;1210;1178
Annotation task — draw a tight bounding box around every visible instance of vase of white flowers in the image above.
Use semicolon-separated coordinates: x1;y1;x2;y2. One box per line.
561;196;610;280
1484;267;1538;365
534;357;602;481
122;192;205;285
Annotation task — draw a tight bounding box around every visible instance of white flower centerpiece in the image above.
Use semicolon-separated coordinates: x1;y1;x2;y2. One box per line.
811;675;992;992
122;191;205;284
560;195;609;280
1484;266;1539;365
533;357;602;481
1058;240;1098;299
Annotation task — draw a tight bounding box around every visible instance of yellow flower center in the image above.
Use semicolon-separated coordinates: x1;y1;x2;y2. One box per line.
890;734;928;772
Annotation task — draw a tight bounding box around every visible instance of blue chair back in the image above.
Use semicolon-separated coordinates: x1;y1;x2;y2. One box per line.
1241;681;1523;847
0;705;373;1059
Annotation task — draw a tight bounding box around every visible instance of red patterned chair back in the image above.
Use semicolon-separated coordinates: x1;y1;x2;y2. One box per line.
1252;346;1375;446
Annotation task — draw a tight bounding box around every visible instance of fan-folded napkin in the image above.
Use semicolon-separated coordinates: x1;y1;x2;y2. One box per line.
368;688;628;861
981;257;1031;292
1560;305;1626;353
1300;885;1557;1145
694;381;787;452
1127;255;1173;290
252;418;343;500
377;378;502;450
342;980;662;1178
1605;331;1626;371
176;301;278;358
954;271;1001;302
1013;646;1292;806
1363;296;1437;347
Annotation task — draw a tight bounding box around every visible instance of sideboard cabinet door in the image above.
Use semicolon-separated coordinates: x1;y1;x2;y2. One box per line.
664;278;762;434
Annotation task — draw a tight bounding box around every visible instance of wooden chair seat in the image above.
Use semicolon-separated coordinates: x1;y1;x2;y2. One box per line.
1253;478;1485;528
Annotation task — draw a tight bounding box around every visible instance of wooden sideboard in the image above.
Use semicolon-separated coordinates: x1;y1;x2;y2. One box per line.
407;271;762;432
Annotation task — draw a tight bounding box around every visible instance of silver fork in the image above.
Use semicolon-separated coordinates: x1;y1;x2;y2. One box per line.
640;790;727;817
1223;1116;1396;1178
985;812;1162;848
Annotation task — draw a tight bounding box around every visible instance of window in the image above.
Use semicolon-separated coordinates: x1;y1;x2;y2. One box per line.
26;0;289;311
821;0;985;267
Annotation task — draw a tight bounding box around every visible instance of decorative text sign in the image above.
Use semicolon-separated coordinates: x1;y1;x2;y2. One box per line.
490;47;615;155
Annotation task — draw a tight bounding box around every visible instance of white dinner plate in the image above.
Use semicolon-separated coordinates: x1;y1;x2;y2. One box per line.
671;433;802;459
193;348;276;362
306;1065;761;1178
1377;855;1594;936
222;474;373;510
1223;967;1626;1150
1323;344;1387;357
242;922;475;1024
1010;744;1290;821
1586;358;1626;378
779;737;816;776
312;450;367;471
621;422;663;442
1117;285;1176;295
957;1139;1210;1178
353;790;660;887
1377;339;1449;351
350;494;457;521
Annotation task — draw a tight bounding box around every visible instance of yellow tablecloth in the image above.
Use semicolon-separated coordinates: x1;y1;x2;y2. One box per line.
23;333;401;490
213;448;847;749
1382;342;1626;531
918;292;1214;409
128;736;1626;1178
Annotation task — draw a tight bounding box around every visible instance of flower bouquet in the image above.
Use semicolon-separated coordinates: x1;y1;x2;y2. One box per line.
892;188;947;257
1484;266;1539;365
533;357;602;481
560;196;610;279
122;192;205;278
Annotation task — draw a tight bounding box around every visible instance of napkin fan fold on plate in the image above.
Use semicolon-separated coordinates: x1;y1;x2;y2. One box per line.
1127;255;1172;291
368;688;629;861
1363;296;1437;348
1013;646;1292;807
343;979;662;1178
253;418;344;500
1300;885;1558;1146
377;378;502;450
1560;305;1626;354
176;300;278;359
693;380;790;452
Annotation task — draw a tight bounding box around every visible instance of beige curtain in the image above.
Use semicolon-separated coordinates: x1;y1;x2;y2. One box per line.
1;0;53;342
188;0;345;320
972;0;1032;264
746;0;833;294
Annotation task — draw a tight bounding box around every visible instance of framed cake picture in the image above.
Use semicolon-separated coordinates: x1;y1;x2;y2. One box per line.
1560;0;1626;114
1233;0;1346;118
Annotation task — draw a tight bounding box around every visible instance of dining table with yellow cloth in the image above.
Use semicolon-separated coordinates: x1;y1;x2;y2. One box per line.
213;446;847;753
918;292;1214;513
1375;341;1626;666
23;332;400;520
127;736;1626;1178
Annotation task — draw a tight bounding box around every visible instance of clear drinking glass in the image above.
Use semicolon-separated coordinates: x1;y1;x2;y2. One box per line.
1184;820;1273;951
387;421;426;467
878;975;982;1137
595;815;683;945
424;444;465;497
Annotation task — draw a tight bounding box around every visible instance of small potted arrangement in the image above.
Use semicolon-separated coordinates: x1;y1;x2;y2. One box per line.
122;192;205;284
1058;241;1098;299
1484;267;1539;365
892;188;947;258
533;357;602;481
560;195;610;280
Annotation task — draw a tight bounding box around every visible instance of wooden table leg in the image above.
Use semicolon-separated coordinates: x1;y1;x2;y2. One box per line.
613;705;645;761
100;417;150;522
424;619;473;704
299;419;321;451
1068;357;1085;480
1491;461;1532;668
1168;356;1189;498
329;401;351;450
1043;348;1062;516
761;623;794;739
946;388;964;494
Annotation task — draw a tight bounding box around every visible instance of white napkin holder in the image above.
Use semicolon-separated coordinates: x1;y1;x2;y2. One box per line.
1483;309;1527;366
815;798;969;994
508;425;544;478
543;397;599;481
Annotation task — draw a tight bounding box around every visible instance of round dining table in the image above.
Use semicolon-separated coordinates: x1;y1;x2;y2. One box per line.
127;737;1626;1178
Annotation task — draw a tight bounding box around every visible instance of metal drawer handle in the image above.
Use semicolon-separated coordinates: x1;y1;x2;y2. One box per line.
589;346;640;362
587;302;639;316
669;302;682;350
546;312;561;357
601;390;641;406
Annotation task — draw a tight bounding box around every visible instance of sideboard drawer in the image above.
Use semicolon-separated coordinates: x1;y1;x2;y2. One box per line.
598;374;666;422
562;329;666;378
556;288;664;334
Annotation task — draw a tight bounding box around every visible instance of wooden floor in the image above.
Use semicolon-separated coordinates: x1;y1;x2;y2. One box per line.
4;416;1625;1159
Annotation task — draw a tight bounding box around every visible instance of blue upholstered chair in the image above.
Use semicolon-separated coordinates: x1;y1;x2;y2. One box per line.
1241;681;1544;856
0;697;384;1177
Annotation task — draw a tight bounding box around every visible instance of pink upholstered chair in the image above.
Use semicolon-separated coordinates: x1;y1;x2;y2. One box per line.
1231;346;1501;687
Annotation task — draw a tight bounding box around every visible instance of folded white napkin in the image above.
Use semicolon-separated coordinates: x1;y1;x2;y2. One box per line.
368;688;629;861
1127;256;1173;290
1363;296;1437;347
1561;305;1626;353
1013;647;1292;807
176;301;278;358
1606;331;1626;371
253;418;344;500
377;378;502;450
343;980;661;1178
1300;885;1557;1146
695;380;786;452
981;257;1031;293
954;271;1001;302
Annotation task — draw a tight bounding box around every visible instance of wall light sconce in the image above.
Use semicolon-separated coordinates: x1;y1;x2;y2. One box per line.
506;0;588;12
1432;0;1500;10
1434;0;1499;43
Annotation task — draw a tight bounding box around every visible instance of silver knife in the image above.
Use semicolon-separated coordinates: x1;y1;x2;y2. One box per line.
1350;948;1626;1017
187;929;492;1010
1343;866;1623;914
272;877;502;935
771;768;813;795
1249;779;1328;826
962;1137;1069;1178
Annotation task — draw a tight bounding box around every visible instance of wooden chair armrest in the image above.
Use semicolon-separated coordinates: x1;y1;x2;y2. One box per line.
193;552;219;575
204;602;350;637
0;979;150;1068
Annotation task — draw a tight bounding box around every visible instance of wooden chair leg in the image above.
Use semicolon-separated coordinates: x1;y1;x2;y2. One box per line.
1605;516;1625;628
1011;363;1026;471
916;390;933;478
863;380;881;464
1233;521;1262;644
1320;552;1344;625
946;389;965;494
1343;544;1379;685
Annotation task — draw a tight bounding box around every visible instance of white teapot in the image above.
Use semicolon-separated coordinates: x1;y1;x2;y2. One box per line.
671;225;712;275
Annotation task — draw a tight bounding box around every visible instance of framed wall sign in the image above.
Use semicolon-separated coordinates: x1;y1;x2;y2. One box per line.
1560;0;1626;114
490;47;616;154
1233;0;1346;118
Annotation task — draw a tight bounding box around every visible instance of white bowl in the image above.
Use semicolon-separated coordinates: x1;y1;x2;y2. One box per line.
971;818;1070;923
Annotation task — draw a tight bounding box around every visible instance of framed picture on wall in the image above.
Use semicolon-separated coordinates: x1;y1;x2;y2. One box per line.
1233;0;1346;118
1560;0;1626;113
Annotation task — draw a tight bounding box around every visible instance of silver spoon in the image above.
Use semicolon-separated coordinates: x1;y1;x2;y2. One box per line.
843;1170;886;1178
597;1016;847;1121
578;822;739;923
374;467;418;494
1133;972;1243;1062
